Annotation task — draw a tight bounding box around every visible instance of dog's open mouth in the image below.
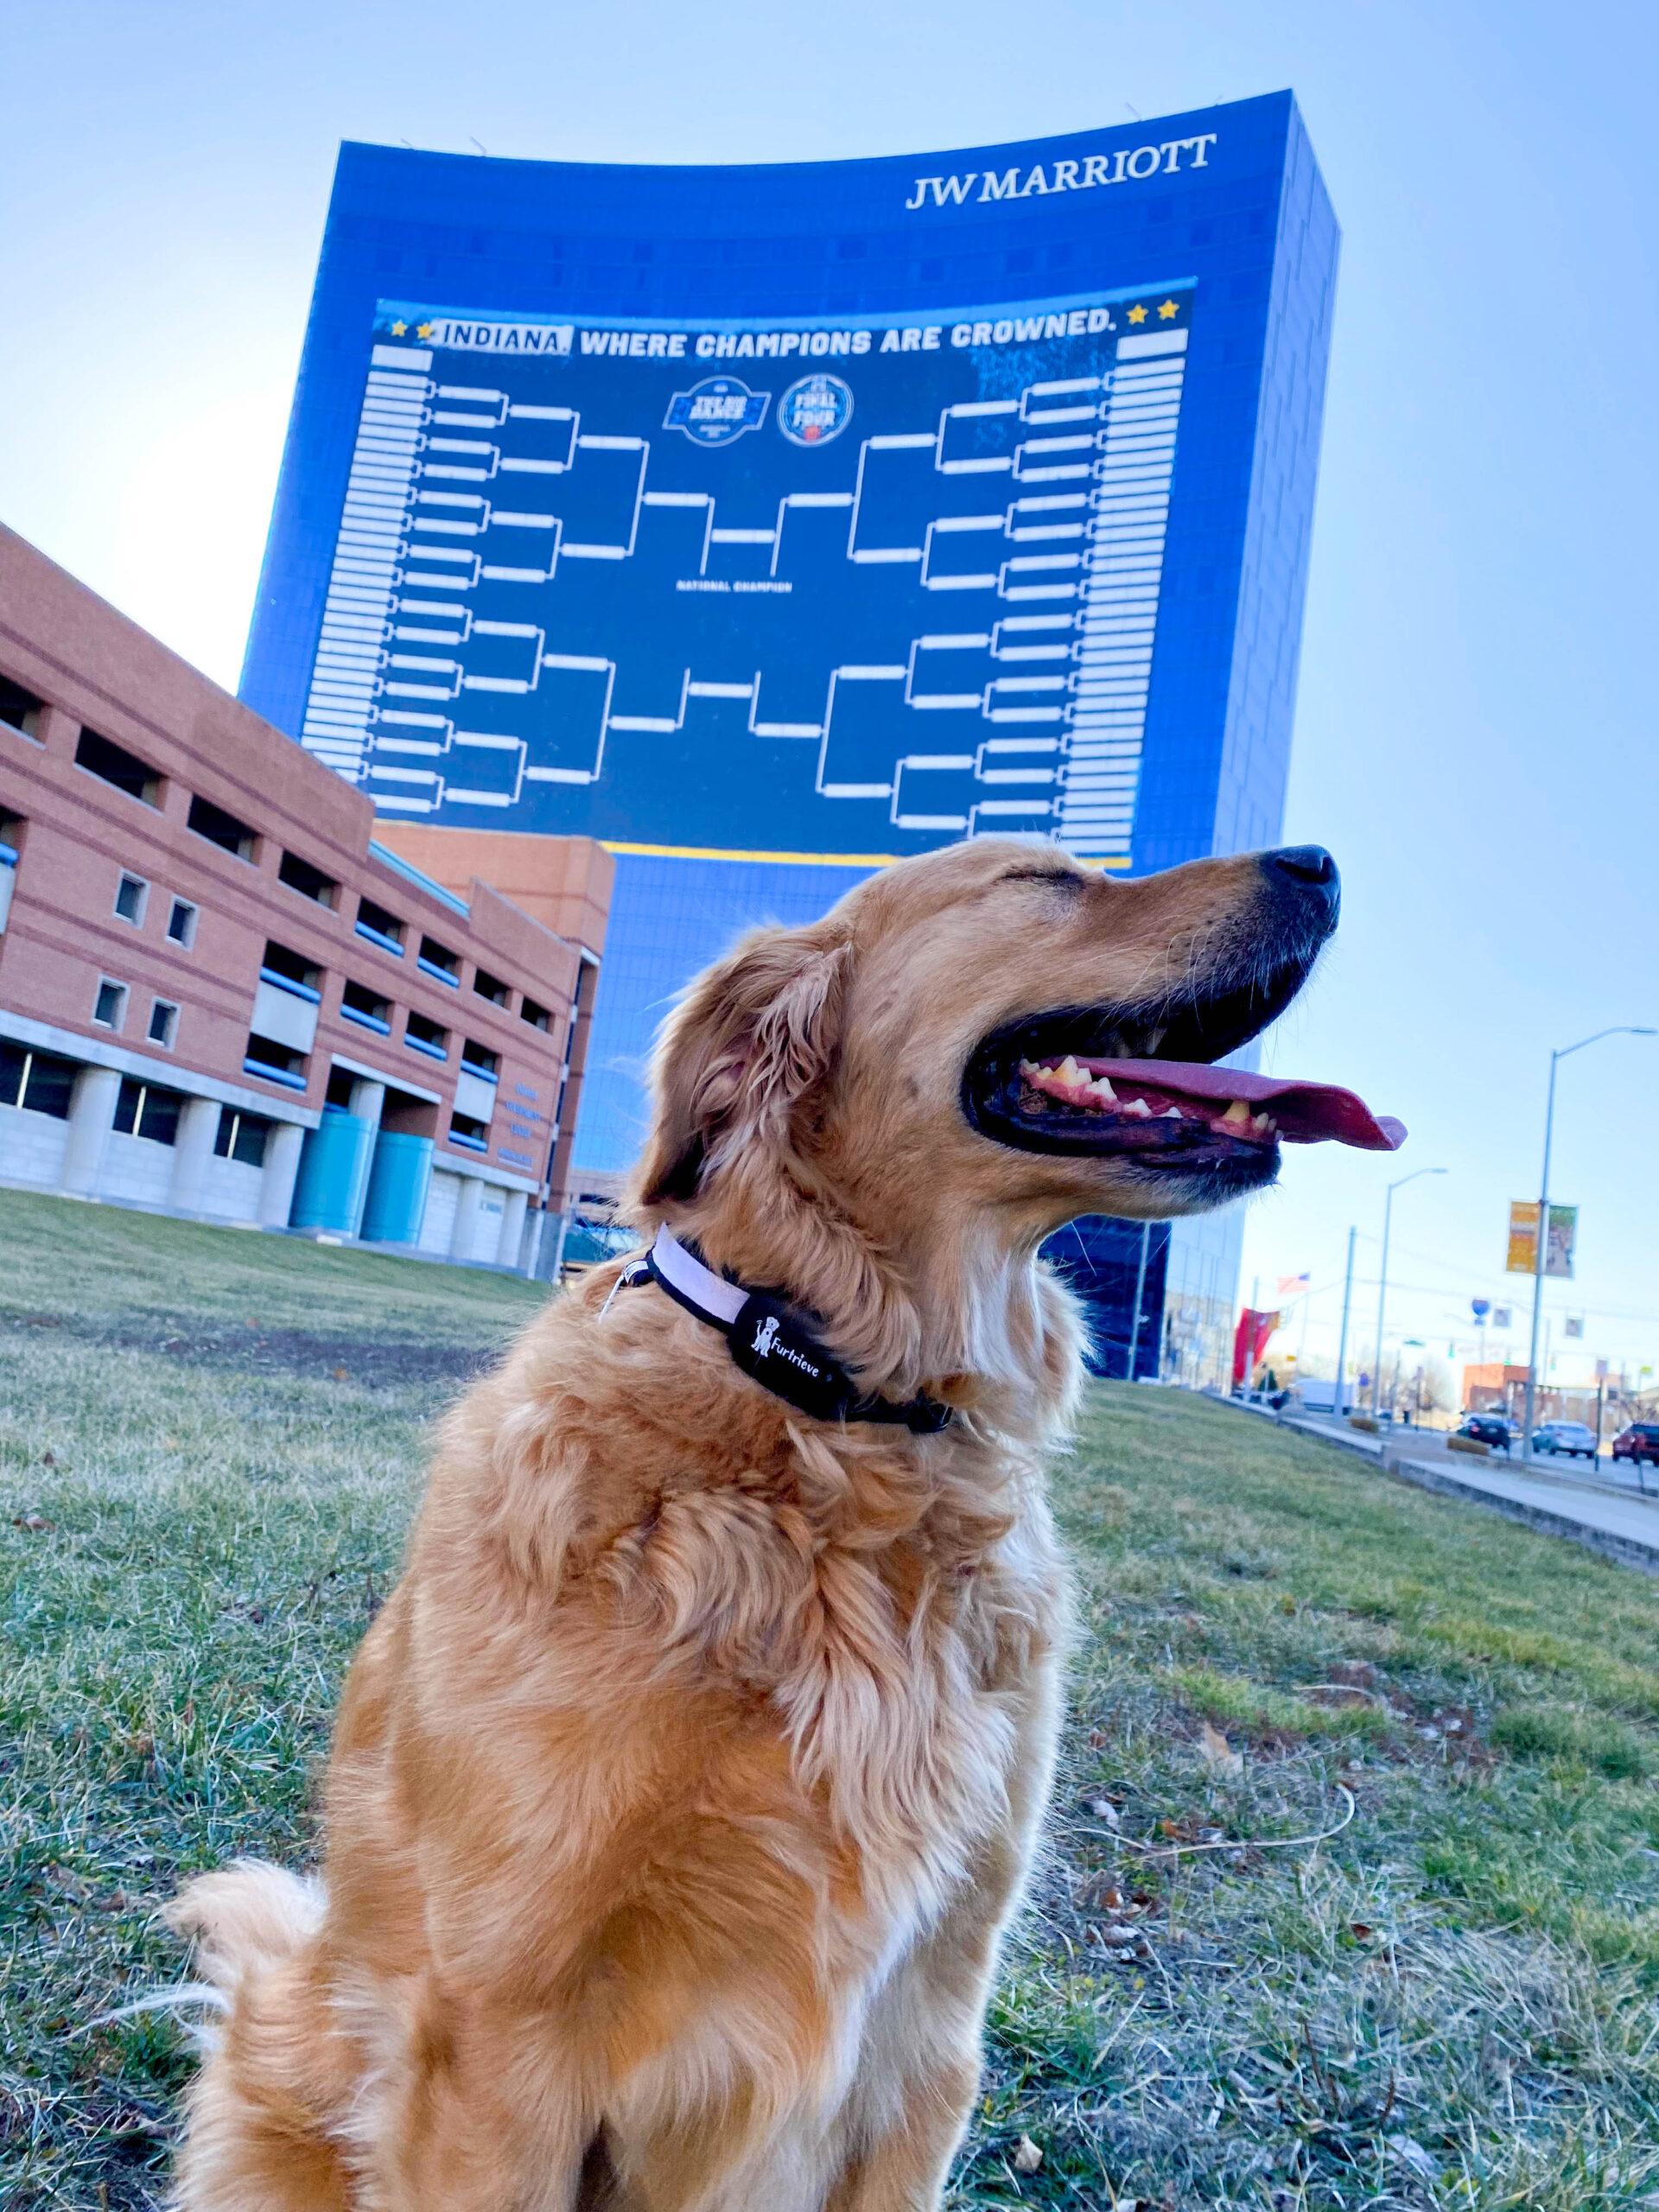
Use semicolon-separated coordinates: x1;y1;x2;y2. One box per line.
962;978;1404;1184
1010;1053;1402;1154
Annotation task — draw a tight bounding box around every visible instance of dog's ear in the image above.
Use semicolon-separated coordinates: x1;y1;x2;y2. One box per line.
636;923;851;1206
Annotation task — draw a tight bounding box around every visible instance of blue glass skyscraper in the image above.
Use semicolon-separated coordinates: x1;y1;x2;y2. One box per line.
241;93;1338;1376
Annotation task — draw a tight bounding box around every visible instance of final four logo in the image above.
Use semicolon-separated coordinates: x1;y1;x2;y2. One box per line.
778;372;854;447
664;376;771;448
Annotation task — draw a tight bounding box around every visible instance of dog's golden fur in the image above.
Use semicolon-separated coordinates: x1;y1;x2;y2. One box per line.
168;838;1292;2209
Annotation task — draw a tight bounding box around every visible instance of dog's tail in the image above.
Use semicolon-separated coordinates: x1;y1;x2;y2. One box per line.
166;1856;325;2000
163;1859;353;2212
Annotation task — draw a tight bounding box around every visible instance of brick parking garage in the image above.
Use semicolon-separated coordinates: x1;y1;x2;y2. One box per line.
0;526;612;1268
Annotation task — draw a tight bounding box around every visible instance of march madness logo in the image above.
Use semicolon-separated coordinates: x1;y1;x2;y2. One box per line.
778;372;853;447
664;376;771;447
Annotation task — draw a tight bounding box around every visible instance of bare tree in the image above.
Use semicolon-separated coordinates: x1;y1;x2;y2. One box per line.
1419;1357;1455;1414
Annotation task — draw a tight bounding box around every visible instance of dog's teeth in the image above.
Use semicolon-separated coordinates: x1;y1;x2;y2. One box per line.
1160;1106;1182;1119
1251;1112;1273;1135
1122;1098;1152;1118
1221;1099;1251;1126
1089;1074;1117;1103
1055;1056;1083;1088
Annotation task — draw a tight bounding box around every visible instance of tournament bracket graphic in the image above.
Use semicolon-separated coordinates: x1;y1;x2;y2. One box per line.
297;287;1195;868
245;105;1337;1363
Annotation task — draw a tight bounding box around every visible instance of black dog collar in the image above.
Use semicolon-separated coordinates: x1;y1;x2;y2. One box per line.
616;1227;951;1435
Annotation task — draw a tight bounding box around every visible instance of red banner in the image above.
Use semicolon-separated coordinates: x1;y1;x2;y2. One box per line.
1231;1307;1281;1388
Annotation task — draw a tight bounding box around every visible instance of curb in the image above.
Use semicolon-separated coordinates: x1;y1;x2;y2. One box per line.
1217;1396;1659;1577
1376;1455;1659;1578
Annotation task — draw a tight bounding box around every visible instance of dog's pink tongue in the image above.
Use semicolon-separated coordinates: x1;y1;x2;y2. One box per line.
1084;1058;1407;1150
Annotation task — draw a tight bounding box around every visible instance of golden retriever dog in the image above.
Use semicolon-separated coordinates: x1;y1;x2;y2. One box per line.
165;835;1396;2210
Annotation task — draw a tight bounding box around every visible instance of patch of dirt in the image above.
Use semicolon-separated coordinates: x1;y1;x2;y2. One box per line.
0;1309;499;1389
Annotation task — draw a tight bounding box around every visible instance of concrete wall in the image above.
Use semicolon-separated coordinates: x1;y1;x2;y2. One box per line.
0;1099;68;1188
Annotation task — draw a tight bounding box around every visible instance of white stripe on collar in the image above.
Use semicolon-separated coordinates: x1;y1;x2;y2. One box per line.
648;1224;746;1326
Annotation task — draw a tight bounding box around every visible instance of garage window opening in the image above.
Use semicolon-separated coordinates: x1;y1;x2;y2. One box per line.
188;793;257;861
341;981;392;1034
278;850;338;906
417;937;460;988
245;1033;308;1089
356;897;404;955
405;1010;448;1060
77;728;162;807
449;1111;489;1154
0;676;45;741
261;942;322;998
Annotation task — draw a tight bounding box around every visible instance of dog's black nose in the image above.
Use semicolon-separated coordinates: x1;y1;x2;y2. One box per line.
1267;844;1337;887
1261;845;1340;929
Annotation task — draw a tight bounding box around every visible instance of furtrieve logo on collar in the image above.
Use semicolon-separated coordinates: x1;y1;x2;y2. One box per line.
751;1312;823;1378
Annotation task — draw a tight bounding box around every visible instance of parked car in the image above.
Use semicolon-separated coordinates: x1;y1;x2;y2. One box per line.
1529;1420;1599;1459
1457;1413;1515;1452
1611;1423;1659;1466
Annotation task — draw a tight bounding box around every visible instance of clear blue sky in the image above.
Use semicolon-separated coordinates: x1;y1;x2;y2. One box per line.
5;0;1656;1389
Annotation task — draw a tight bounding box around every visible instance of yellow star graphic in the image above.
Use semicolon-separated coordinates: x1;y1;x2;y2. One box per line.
416;321;434;340
390;320;407;336
1157;299;1179;321
1126;303;1148;324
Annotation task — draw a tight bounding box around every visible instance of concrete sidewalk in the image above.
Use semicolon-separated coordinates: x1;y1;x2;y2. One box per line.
1371;1450;1659;1574
1296;1410;1657;1501
1231;1400;1659;1575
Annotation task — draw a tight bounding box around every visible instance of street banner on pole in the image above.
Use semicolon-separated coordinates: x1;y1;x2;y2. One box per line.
1505;1204;1532;1274
1231;1308;1282;1388
1506;1201;1578;1277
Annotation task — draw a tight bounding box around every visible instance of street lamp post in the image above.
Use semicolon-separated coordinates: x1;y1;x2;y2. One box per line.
1372;1168;1447;1415
1333;1225;1357;1417
1127;1219;1152;1382
1521;1027;1656;1463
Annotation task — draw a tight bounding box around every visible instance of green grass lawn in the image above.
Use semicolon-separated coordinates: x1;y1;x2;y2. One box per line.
3;1188;1659;2209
